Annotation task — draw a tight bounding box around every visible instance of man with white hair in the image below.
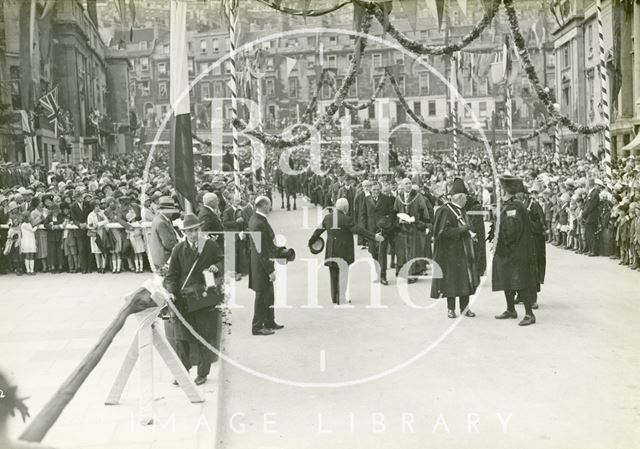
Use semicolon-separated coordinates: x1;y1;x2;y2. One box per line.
582;178;603;256
309;197;384;304
248;196;283;335
199;191;224;238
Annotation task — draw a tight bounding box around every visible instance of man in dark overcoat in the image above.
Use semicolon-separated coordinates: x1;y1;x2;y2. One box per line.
361;181;395;285
491;175;539;326
309;198;383;304
431;178;480;318
248;196;283;335
525;183;546;309
164;213;224;385
581;178;604;255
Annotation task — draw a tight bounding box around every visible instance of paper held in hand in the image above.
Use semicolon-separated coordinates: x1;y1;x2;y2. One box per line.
397;213;415;224
203;270;216;288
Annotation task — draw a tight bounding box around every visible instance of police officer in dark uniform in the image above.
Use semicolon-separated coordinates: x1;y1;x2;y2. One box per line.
491;175;539;326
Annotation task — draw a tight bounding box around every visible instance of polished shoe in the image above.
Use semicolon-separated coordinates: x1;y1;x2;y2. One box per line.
267;323;284;330
531;301;539;310
462;310;476;318
252;328;275;336
194;376;207;386
447;310;457;319
518;315;536;326
495;310;518;319
407;278;417;284
380;279;389;286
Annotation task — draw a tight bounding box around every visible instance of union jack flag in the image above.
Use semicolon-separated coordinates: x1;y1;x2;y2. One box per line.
38;86;60;136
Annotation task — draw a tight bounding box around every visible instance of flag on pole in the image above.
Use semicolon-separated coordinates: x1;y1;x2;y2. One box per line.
169;0;196;206
38;86;60;135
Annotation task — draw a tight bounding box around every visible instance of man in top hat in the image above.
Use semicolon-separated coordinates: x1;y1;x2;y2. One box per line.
491;175;540;326
148;196;179;272
582;178;604;256
248;196;283;335
164;213;224;385
361;181;395;285
309;198;384;304
338;175;358;220
524;182;546;309
199;192;224;243
222;192;249;279
430;178;479;318
353;180;372;249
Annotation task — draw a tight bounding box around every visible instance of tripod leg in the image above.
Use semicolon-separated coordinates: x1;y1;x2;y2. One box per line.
104;334;139;405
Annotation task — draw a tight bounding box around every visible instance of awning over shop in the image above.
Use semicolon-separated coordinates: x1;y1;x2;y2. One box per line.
621;133;640;152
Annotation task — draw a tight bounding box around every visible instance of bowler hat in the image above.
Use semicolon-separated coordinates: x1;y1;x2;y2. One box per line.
308;237;325;255
181;213;201;230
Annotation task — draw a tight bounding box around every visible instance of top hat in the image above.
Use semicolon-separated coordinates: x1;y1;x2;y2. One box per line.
450;177;468;195
499;175;525;194
181;213;202;230
308;237;325;255
275;246;296;263
376;216;395;232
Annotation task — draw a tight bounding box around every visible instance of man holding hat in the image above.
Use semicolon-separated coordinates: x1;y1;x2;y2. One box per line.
361;181;395;285
430;178;479;318
248;196;283;335
164;213;224;386
491;175;540;326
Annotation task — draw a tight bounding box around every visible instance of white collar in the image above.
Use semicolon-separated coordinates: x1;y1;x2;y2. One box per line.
256;210;267;219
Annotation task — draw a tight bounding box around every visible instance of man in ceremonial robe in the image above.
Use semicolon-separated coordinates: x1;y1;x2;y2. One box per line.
393;178;430;284
431;178;479;318
491;175;539;326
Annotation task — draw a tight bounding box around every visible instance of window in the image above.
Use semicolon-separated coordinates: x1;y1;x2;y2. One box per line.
373;75;383;92
464;101;472;118
428;100;436;116
307;36;315;46
140;41;148;50
199;62;209;74
213;81;222;97
327;55;337;68
394;53;404;65
562;83;571;109
329;36;337;44
397;76;406;95
420;30;429;40
348;78;358;97
158;62;167;74
587;24;593;57
188;59;194;75
158;82;167;98
322;82;332;99
163;44;169;55
368;103;376;119
413;101;421;116
200;40;207;54
347;54;353;64
419;73;430;95
140;57;149;71
372;53;382;67
266;78;275;96
562;44;570;69
306;55;315;68
288;77;299;98
140;80;150;96
479;101;487;117
212;39;219;52
201;83;210;100
225;61;232;74
266;57;274;70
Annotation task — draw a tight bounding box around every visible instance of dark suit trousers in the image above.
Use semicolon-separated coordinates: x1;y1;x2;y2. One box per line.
252;284;275;331
505;290;533;315
328;264;348;304
368;239;389;280
76;230;90;271
584;222;598;255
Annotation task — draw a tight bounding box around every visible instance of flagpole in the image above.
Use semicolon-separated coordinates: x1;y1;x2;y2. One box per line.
506;83;512;159
596;0;612;184
451;52;458;171
226;0;241;197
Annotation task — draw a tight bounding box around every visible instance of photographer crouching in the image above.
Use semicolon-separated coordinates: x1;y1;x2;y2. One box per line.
163;213;224;386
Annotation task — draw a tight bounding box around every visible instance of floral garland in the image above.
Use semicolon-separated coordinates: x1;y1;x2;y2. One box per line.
235;13;373;148
387;68;558;145
503;0;605;135
253;0;352;17
365;0;501;56
326;73;387;112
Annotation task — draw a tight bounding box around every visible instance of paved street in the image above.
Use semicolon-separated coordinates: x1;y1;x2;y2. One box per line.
1;201;639;449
